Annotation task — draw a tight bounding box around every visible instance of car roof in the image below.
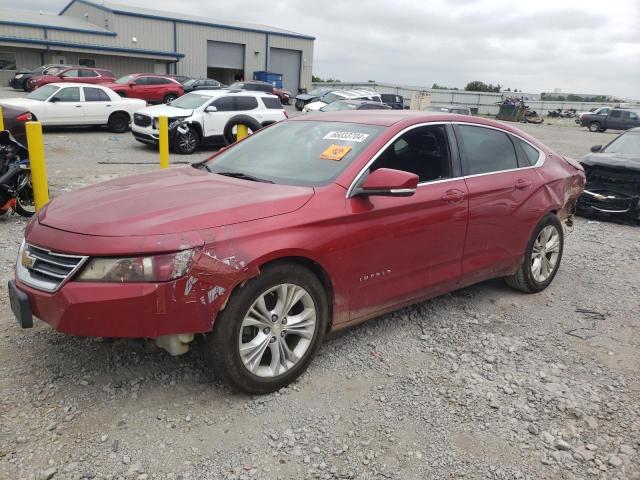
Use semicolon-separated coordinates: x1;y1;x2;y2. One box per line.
335;99;385;106
427;104;470;110
184;89;278;98
46;82;110;88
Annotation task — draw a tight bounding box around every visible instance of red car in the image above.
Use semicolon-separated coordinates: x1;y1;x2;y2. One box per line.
26;67;115;91
0;103;32;146
104;74;184;104
9;112;585;394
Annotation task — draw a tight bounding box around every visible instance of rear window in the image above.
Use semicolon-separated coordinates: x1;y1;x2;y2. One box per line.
261;96;283;109
514;138;541;166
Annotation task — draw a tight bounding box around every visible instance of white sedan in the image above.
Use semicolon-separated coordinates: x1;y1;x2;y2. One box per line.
0;83;147;132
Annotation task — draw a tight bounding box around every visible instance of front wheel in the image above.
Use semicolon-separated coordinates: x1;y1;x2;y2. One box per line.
204;263;329;394
172;126;200;154
505;214;564;293
107;112;129;133
164;94;178;104
588;122;601;132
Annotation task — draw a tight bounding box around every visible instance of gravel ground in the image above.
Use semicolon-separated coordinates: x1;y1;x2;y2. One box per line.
0;89;638;479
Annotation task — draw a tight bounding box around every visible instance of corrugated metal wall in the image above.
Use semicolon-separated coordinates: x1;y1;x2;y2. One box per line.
0;46;42;86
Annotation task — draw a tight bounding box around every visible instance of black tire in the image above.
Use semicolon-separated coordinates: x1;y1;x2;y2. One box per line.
588;122;601;133
223;115;262;144
14;173;35;217
295;100;305;111
164;94;178;104
107;112;129;133
598;128;607;133
505;214;564;293
172;126;200;154
204;262;329;394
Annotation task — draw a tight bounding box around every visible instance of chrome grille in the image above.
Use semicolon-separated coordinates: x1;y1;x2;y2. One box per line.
134;113;152;127
16;241;88;292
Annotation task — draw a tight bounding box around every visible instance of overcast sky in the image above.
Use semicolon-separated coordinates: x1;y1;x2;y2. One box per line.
2;0;638;98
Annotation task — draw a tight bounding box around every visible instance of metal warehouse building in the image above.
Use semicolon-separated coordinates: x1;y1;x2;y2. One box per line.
0;0;315;93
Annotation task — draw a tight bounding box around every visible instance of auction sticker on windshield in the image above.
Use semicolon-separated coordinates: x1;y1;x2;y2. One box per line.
321;144;352;161
323;131;370;142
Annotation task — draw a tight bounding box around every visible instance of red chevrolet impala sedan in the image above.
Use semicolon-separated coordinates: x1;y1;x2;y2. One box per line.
9;111;585;394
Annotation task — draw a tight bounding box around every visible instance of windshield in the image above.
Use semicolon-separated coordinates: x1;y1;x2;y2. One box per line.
602;131;640;155
44;66;64;75
116;74;136;84
321;92;344;104
27;85;59;101
204;121;384;186
321;101;358;112
307;88;327;97
169;93;212;109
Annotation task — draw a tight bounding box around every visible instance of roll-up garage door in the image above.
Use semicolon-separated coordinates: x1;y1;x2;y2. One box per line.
207;41;245;69
269;48;301;93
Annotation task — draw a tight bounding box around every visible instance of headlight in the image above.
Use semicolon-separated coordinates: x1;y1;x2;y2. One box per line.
152;117;187;129
77;249;196;283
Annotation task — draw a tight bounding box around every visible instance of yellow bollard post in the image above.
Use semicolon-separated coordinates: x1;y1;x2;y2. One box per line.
158;115;169;169
0;105;4;131
25;121;49;211
236;124;248;141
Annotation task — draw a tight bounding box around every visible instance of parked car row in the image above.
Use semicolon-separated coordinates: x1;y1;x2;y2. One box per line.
296;88;405;112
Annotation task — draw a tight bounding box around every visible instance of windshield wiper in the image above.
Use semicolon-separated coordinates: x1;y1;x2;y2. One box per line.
216;171;274;183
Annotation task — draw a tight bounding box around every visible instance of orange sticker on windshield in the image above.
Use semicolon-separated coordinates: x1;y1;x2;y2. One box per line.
321;144;352;161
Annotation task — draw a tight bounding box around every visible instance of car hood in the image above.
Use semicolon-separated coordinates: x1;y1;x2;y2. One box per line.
39;166;314;237
582;153;640;173
136;104;194;118
304;101;327;111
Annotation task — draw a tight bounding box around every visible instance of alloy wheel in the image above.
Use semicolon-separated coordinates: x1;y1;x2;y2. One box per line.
178;131;197;152
531;225;561;282
238;283;317;378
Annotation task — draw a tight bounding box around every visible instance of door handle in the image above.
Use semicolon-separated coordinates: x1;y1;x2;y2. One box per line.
515;178;532;189
441;189;466;203
75;105;82;108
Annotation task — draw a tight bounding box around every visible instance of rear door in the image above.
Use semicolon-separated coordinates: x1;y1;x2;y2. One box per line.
453;123;544;285
78;69;100;84
345;123;468;320
130;76;156;101
44;86;84;125
82;87;112;124
235;96;261;124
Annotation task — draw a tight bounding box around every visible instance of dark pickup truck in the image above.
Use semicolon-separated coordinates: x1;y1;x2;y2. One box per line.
581;108;640;132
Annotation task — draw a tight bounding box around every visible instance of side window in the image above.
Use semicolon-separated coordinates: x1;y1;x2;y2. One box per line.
623;111;639;121
513;137;541;166
61;69;79;78
457;125;518;175
84;87;110;102
159;78;172;84
79;69;98;78
369;125;452;182
261;96;284;109
135;77;151;85
211;96;234;112
54;87;80;102
235;97;259;111
610;110;622;119
205;80;216;86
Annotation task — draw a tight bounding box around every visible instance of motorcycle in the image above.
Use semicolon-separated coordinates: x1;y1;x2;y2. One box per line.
0;130;35;217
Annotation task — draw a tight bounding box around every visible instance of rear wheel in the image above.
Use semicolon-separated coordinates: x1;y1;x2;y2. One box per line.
588;121;601;132
295;100;305;111
205;263;329;394
107;112;129;133
505;214;564;293
14;173;35;217
164;94;178;104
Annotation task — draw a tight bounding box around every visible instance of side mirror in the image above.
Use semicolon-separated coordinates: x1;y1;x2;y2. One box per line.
128;81;136;86
590;145;602;153
49;96;60;103
205;105;217;112
353;168;419;197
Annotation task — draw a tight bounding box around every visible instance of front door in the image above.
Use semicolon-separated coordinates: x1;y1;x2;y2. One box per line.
202;95;234;139
606;110;625;130
44;86;84;125
345;124;468;320
453;123;545;285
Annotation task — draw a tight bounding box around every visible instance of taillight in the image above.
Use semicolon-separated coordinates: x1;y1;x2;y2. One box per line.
16;112;33;122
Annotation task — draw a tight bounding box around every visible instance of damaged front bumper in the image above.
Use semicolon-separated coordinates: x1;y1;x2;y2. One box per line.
577;189;640;219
